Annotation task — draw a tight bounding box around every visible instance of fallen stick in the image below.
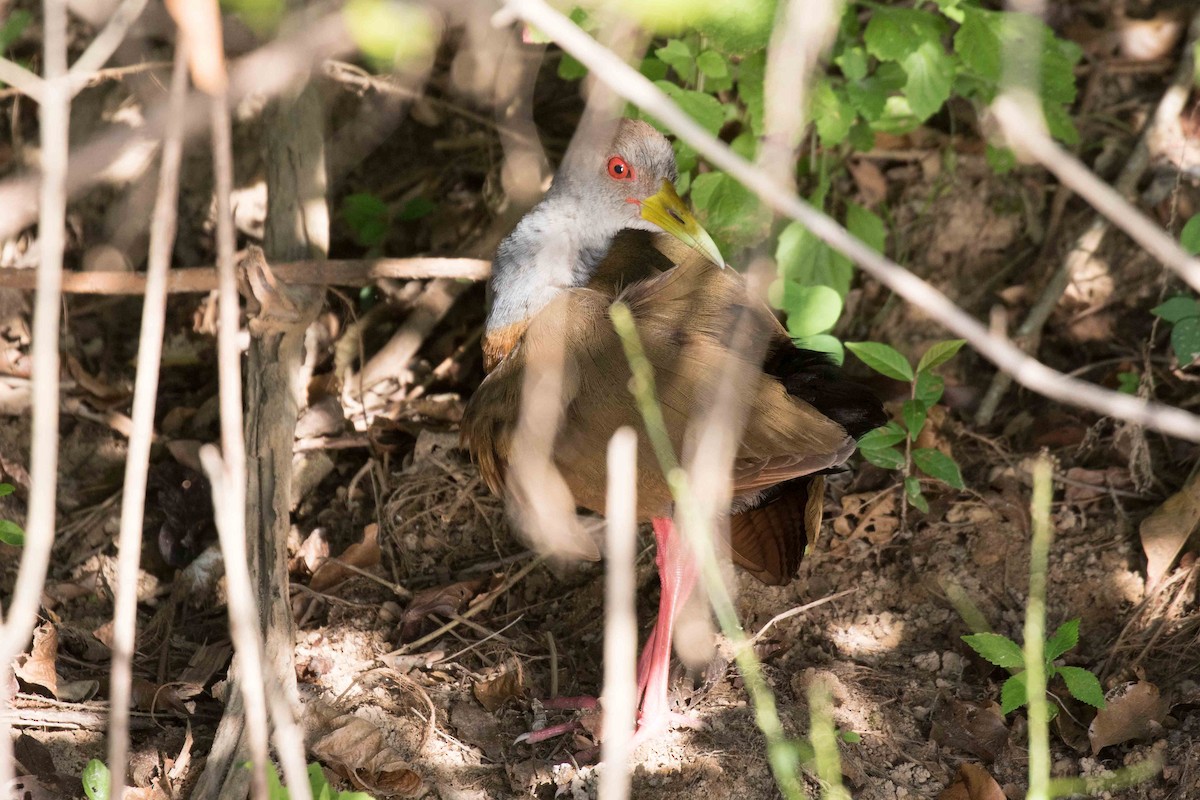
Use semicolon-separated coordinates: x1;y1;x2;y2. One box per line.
0;256;490;295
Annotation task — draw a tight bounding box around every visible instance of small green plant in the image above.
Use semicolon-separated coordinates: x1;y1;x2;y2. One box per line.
262;761;376;800
0;483;23;546
81;759;110;800
847;339;966;512
962;618;1106;718
1149;213;1200;369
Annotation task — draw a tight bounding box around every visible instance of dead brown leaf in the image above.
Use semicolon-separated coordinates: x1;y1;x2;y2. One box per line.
13;733;55;777
309;523;382;592
400;577;488;640
937;763;1005;800
310;713;424;797
930;698;1009;763
1064;467;1133;504
291;527;331;577
131;678;190;716
473;658;525;712
13;623;58;697
848;158;888;207
832;492;899;546
1138;473;1200;588
1088;681;1169;753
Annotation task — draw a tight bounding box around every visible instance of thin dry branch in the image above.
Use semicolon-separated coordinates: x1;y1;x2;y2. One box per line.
0;257;490;294
69;0;152;86
106;44;189;800
0;57;43;101
501;0;1200;443
599;428;638;800
993;91;1200;295
0;0;69;792
976;10;1200;426
0;10;355;241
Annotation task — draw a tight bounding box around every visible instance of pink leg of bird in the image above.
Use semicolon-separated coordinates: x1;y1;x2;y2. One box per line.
633;516;699;735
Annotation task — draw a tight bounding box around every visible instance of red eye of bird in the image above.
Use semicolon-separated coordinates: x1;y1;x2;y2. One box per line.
607;156;634;181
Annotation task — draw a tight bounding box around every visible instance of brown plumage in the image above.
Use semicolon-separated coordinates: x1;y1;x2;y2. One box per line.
464;231;876;584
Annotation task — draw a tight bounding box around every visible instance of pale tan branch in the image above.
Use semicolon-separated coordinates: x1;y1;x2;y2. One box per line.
0;257;490;295
0;0;69;793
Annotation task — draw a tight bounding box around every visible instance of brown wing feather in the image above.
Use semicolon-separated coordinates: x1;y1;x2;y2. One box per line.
462;232;856;525
730;475;825;585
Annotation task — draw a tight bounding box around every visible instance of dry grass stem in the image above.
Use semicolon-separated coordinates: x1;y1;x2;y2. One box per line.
0;0;69;791
600;427;638;800
106;44;190;800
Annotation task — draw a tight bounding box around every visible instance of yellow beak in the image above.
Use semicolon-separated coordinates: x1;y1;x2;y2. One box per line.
638;180;726;269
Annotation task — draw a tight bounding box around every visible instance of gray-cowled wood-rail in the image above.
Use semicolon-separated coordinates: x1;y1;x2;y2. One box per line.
461;118;885;741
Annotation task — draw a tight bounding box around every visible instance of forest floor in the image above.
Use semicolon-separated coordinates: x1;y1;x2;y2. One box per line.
2;3;1200;799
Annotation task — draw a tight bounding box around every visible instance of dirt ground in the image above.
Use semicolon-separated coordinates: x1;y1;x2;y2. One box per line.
3;3;1200;800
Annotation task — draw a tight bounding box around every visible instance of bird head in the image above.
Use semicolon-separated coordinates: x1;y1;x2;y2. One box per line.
582;118;725;269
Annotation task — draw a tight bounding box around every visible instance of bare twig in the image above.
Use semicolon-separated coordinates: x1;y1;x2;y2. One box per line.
599;428;637;800
976;6;1200;425
106;44;189;800
69;0;152;88
993;92;1200;295
501;0;1200;443
0;10;355;241
0;257;490;294
0;0;68;792
0;57;43;102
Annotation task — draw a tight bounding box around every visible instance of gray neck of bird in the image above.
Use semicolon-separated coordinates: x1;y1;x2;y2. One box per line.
485;195;615;333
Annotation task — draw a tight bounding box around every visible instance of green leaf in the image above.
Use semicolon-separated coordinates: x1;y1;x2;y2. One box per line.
0;10;32;54
861;445;905;471
776;223;854;300
1057;666;1106;709
639;55;669;82
779;284;843;338
812;81;854;147
836;47;869;81
845;342;914;382
655;39;696;83
845;75;889;121
1181;214;1200;255
340;193;389;249
857;421;907;450
692;0;777;55
738;51;766;135
985;144;1017;174
651;82;726;134
1171;317;1200;365
696;49;729;79
864;8;946;62
344;0;435;68
558;53;587;80
1000;671;1028;714
1152;295;1200;324
690;172;771;253
82;759;111;800
1045;618;1080;661
906;476;929;513
840;730;862;744
397;197;436;222
912;447;965;489
913;371;944;405
900;40;955;121
962;632;1026;669
0;483;13;497
796;334;844;364
902;399;927;438
847;202;887;255
955;8;1002;83
1117;371;1140;395
0;520;23;547
917;339;966;373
